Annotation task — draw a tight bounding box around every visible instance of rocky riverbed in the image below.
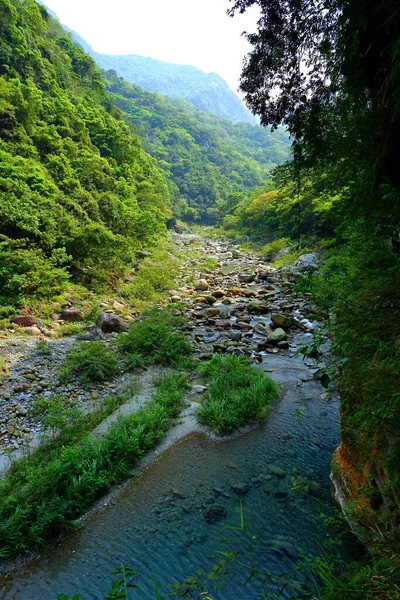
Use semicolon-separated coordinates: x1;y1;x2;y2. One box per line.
0;234;320;472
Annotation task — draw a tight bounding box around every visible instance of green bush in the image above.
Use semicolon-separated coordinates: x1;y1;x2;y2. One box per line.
119;309;192;368
59;342;120;384
197;354;278;435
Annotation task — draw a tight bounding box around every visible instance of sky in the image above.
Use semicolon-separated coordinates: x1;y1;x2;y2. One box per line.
42;0;259;94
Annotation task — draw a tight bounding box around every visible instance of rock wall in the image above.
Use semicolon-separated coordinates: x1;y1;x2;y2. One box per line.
331;415;400;545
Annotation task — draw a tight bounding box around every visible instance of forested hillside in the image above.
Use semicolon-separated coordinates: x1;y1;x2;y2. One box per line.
104;70;289;222
0;0;173;306
64;28;256;124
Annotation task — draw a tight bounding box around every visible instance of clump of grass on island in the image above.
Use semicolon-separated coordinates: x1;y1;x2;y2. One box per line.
118;308;192;369
197;354;278;435
59;341;121;385
0;373;188;559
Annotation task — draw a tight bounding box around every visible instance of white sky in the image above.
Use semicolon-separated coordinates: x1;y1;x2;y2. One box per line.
42;0;259;94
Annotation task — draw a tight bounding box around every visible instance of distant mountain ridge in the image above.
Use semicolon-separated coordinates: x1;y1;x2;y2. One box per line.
60;25;257;125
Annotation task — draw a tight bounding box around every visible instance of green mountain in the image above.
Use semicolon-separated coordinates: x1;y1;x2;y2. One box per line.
0;0;170;303
95;55;256;124
62;26;256;125
104;70;289;222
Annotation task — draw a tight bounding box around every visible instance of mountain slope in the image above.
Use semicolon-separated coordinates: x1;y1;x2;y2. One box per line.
104;70;290;222
96;54;256;124
59;23;256;125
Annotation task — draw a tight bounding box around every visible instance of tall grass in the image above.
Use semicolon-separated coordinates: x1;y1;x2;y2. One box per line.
197;354;278;435
0;373;188;559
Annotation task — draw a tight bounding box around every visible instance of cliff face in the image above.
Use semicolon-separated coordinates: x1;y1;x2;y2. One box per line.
331;413;400;546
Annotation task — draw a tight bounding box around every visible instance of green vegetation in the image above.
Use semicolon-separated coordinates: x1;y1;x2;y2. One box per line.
119;240;180;309
0;0;169;307
104;71;289;223
217;0;400;594
0;372;188;559
119;309;192;369
59;342;120;384
75;43;257;124
197;354;278;435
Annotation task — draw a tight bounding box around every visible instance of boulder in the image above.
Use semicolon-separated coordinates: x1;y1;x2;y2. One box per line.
248;300;269;314
267;328;287;343
11;315;37;327
237;321;252;330
215;319;231;329
271;313;292;329
136;250;152;259
238;273;255;284
79;325;105;341
204;307;220;318
112;301;125;312
229;330;242;341
96;312;126;334
204;505;228;524
274;247;291;260
25;326;42;336
254;323;269;337
59;307;83;322
195;279;209;291
294;253;319;271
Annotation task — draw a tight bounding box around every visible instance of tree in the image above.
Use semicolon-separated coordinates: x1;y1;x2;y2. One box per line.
229;0;400;209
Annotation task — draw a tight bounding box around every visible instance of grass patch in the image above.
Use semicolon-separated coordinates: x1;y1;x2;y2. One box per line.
197;354;278;435
36;340;53;356
59;342;120;385
119;308;192;369
58;322;87;337
263;237;291;256
271;247;305;268
120;240;180;309
0;372;188;559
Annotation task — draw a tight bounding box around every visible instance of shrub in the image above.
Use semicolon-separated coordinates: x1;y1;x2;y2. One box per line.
59;342;120;384
119;309;192;368
197;354;278;435
263;237;290;256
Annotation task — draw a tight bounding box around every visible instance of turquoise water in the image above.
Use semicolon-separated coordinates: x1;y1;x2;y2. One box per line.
0;347;344;599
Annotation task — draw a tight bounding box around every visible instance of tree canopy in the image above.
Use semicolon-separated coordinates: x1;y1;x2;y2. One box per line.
229;0;400;210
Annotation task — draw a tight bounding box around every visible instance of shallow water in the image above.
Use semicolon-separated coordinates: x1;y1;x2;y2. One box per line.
0;347;344;600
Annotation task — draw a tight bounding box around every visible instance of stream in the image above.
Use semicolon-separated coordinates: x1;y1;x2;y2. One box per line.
0;237;346;599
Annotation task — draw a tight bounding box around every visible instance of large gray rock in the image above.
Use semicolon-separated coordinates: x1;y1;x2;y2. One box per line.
79;325;105;341
96;312;126;334
294;253;319;271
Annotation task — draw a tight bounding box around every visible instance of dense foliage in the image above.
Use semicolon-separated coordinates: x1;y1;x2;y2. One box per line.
0;0;171;305
104;70;289;223
197;354;277;434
